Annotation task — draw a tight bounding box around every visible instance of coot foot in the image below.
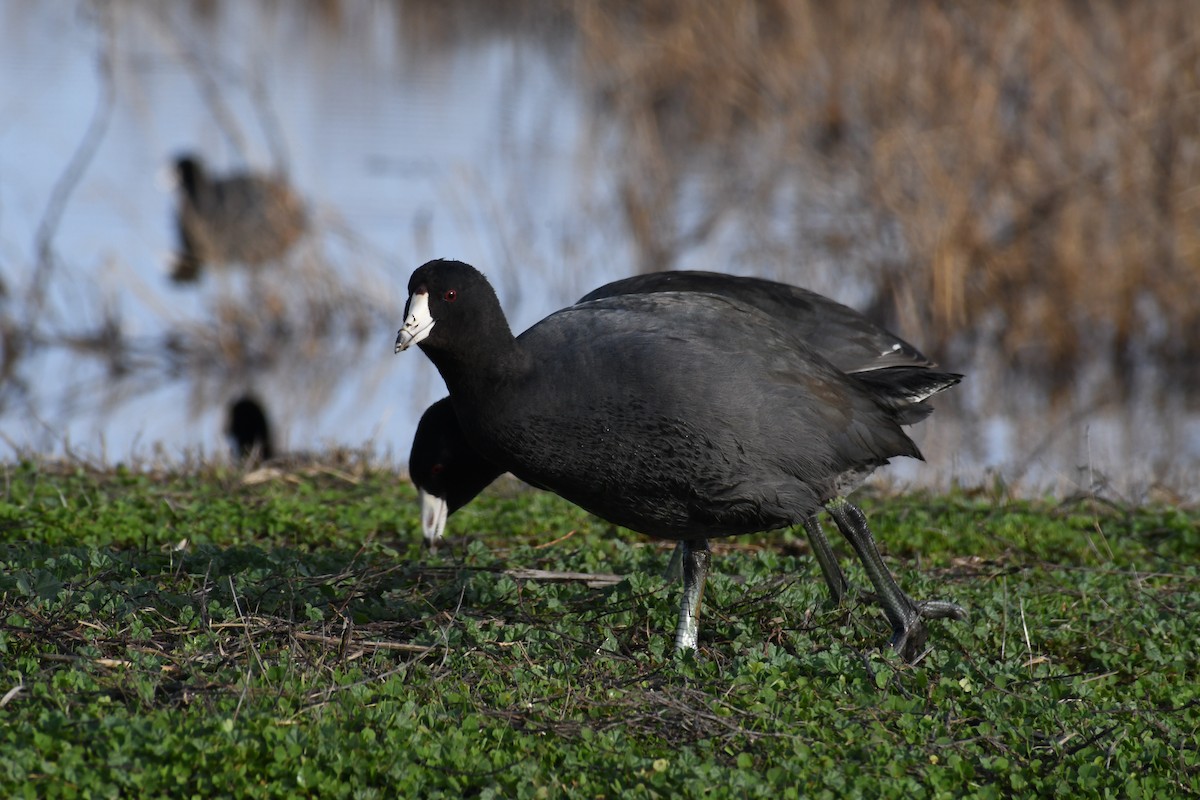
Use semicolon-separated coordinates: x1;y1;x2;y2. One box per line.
825;497;962;663
891;617;930;663
917;599;968;621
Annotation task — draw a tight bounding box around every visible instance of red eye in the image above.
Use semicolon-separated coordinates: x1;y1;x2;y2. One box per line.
443;289;457;302
430;463;445;476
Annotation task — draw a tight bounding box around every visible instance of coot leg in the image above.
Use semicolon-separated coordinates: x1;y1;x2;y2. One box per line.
801;515;849;605
668;522;845;606
825;498;965;662
673;538;711;652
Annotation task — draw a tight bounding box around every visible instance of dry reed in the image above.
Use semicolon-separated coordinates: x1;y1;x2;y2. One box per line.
571;0;1200;393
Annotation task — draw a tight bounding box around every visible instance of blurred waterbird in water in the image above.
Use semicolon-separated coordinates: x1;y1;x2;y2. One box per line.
170;154;308;283
226;394;274;463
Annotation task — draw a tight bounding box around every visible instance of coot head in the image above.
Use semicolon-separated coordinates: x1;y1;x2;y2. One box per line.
395;259;512;361
174;154;205;201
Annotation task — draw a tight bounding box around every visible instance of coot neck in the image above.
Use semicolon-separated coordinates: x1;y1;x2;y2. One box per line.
421;321;533;408
176;159;211;206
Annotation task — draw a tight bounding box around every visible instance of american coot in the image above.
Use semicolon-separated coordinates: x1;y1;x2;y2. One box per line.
226;394;275;463
171;154;308;283
410;271;943;606
395;259;965;661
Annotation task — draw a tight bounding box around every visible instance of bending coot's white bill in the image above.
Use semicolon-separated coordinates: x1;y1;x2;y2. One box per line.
419;487;449;544
395;291;434;352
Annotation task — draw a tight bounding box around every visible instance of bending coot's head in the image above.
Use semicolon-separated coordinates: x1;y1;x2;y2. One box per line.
409;397;504;546
394;260;509;360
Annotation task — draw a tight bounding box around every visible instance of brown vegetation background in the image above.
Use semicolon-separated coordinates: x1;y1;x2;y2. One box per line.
567;0;1200;393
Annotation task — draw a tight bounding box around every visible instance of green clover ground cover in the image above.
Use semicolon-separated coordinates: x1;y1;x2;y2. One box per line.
0;460;1196;798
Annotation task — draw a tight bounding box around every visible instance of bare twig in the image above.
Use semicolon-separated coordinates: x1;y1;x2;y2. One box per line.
228;575;264;720
28;6;117;330
532;529;578;550
157;8;251;160
0;682;24;708
502;567;622;589
246;63;293;173
1019;597;1034;670
291;632;433;654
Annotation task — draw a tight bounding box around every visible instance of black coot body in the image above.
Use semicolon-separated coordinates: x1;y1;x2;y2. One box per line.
411;270;933;536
